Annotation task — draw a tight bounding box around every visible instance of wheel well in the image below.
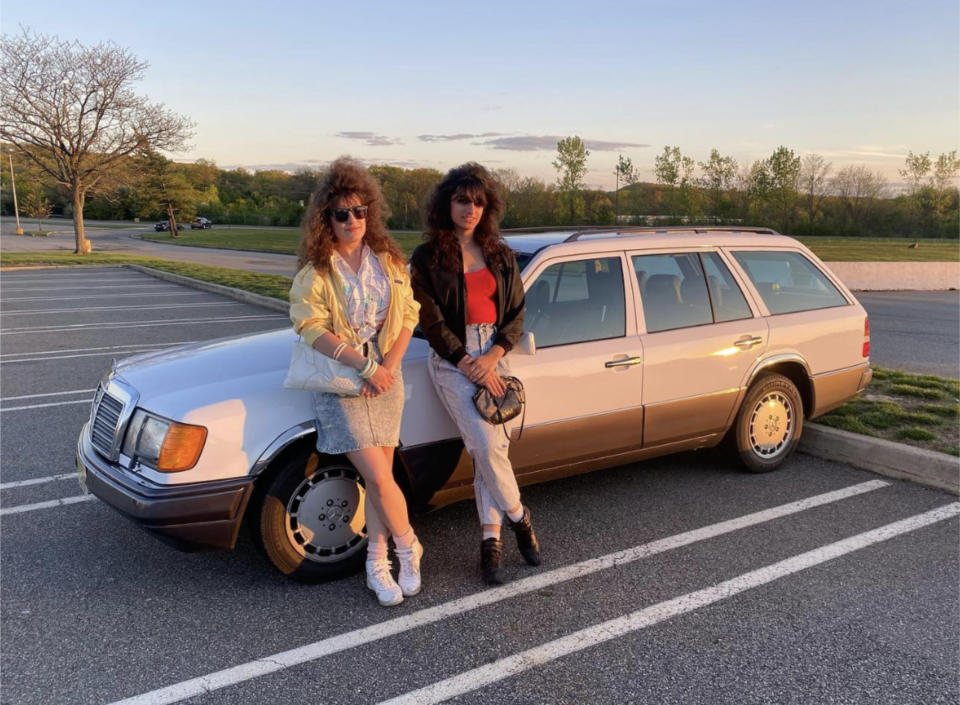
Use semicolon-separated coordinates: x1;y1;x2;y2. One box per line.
754;362;813;418
243;435;318;532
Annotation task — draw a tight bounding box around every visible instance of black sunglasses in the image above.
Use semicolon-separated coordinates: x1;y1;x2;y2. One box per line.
331;205;368;223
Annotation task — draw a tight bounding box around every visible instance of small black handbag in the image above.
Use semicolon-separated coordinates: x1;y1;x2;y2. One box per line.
472;376;526;436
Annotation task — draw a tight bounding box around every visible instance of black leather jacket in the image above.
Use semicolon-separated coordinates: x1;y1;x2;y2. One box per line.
410;241;525;366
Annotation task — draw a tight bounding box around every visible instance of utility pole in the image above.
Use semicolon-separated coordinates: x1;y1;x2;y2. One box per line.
8;152;23;235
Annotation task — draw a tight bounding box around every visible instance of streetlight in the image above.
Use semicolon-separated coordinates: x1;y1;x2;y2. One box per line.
7;150;23;235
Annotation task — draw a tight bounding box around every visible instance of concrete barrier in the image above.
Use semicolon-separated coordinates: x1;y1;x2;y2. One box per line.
826;261;959;291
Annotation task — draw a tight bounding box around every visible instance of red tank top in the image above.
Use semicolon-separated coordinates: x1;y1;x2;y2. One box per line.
465;267;497;324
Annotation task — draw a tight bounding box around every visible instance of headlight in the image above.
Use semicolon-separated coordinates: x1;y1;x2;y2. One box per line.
121;409;207;472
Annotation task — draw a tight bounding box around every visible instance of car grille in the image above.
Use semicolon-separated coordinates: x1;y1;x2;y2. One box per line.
91;389;125;459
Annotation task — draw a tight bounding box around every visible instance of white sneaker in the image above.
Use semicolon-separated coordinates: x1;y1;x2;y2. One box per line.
365;559;403;607
396;539;424;597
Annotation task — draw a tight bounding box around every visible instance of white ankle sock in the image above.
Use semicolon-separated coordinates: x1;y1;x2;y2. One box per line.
394;528;416;550
367;539;389;562
506;506;524;523
482;527;501;541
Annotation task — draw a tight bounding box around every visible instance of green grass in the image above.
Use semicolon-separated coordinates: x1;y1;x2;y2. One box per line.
142;228;425;257
820;368;959;456
0;251;292;300
894;427;938;442
140;228;958;262
794;237;959;262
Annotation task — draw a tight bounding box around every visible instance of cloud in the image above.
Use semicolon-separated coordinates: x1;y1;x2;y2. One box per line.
478;135;649;151
335;131;403;147
584;139;650;151
418;132;505;142
817;148;907;160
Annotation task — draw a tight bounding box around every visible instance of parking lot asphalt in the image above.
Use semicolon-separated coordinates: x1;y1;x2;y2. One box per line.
857;290;960;378
1;267;958;705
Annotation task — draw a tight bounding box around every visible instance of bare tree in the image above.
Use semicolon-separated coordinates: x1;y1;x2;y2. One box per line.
0;29;193;253
799;153;832;228
832;165;886;232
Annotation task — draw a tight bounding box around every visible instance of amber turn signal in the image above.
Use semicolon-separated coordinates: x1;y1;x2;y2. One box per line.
156;422;207;472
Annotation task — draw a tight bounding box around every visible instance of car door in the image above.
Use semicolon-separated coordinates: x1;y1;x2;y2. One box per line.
508;252;645;474
631;249;769;447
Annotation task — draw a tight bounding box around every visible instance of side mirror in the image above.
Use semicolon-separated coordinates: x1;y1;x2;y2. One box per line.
515;331;536;356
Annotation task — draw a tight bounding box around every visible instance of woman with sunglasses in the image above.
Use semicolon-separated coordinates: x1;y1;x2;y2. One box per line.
410;162;541;585
290;157;423;607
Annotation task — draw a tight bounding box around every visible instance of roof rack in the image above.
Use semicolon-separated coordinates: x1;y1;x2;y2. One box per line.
562;225;780;243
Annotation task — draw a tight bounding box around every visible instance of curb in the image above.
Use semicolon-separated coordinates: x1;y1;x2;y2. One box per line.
126;264;289;313
800;423;959;495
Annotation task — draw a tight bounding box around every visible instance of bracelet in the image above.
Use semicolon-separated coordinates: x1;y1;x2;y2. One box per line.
358;358;376;380
331;342;348;361
359;359;379;380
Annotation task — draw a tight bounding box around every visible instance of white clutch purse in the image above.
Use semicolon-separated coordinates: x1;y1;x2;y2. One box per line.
283;340;363;396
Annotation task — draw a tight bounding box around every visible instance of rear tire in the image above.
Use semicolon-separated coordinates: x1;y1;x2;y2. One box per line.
257;448;367;582
733;373;803;473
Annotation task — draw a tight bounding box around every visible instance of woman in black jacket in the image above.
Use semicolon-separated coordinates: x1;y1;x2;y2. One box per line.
410;162;540;585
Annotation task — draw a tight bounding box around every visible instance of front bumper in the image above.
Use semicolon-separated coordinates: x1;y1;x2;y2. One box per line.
76;423;254;551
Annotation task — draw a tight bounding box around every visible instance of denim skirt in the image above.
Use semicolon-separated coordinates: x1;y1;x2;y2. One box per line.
313;339;404;454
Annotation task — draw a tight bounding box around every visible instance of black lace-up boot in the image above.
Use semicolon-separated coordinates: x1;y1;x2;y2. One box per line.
480;537;504;585
507;505;541;566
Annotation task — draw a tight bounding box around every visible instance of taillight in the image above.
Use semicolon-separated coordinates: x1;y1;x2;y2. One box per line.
862;316;870;358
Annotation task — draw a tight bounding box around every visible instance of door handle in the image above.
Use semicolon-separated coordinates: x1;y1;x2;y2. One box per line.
605;356;643;368
734;336;763;349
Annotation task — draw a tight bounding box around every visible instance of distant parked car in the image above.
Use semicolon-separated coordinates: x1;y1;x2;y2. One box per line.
76;226;872;582
154;221;170;231
191;217;213;229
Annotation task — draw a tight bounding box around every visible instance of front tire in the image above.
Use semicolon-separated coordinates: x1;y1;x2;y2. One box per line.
257;449;367;582
733;373;803;473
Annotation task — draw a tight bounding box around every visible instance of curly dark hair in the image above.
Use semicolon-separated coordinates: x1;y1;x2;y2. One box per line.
424;162;510;271
297;157;405;272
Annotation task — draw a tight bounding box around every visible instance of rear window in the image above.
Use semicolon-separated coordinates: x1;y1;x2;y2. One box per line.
732;251;848;315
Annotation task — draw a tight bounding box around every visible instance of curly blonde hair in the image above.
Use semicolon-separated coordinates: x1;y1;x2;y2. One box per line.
297;157;405;272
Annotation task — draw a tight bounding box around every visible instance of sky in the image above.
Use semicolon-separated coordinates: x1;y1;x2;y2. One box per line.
3;0;958;189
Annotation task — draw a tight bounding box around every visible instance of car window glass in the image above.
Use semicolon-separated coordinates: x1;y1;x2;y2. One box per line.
634;253;713;333
700;252;752;322
732;251;848;314
526;257;625;347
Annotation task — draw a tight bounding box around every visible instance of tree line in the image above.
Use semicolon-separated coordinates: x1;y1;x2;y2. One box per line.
5;142;957;239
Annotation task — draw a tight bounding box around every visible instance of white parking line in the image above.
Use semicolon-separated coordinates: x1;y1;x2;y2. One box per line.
1;388;94;401
0;278;154;287
1;399;91;412
2;291;208;302
0;473;75;489
1;343;193;358
0;494;96;515
1;349;166;365
1;314;285;335
2;301;242;315
105;479;890;705
0;284;175;292
379;502;960;705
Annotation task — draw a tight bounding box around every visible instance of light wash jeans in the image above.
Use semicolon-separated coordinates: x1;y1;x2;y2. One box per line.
428;323;522;526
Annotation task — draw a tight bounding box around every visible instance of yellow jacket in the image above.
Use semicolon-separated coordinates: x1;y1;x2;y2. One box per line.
289;251;420;353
